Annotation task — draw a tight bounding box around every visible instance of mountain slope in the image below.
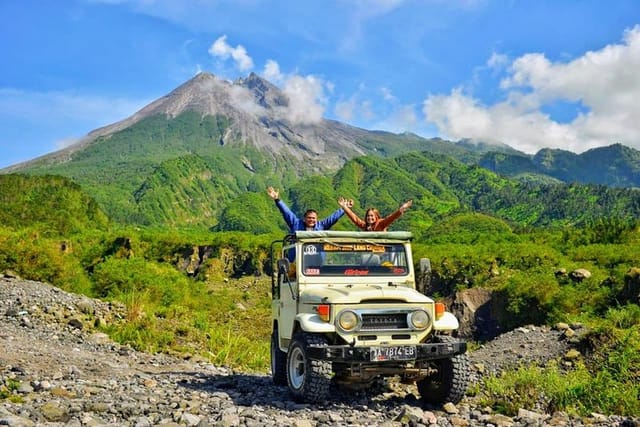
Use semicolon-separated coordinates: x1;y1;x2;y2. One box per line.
3;71;639;228
480;143;640;188
0;72;473;226
217;151;640;234
4;72;413;174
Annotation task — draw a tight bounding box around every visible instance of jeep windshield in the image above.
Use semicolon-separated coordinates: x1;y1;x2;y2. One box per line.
301;241;409;277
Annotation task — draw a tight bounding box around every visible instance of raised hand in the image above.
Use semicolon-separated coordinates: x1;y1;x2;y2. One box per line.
267;186;279;200
338;197;354;209
400;199;413;213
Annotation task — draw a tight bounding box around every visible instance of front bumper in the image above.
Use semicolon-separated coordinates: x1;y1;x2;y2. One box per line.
305;340;467;363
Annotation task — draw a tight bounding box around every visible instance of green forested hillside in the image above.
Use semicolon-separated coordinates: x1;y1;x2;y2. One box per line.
17;112;300;225
215;151;640;235
480;143;640;187
338;152;640;231
0;174;109;234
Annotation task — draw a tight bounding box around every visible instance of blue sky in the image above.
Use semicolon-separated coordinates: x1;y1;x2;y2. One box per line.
2;0;640;169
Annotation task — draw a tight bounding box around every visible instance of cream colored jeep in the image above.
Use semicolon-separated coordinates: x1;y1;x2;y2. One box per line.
269;231;470;404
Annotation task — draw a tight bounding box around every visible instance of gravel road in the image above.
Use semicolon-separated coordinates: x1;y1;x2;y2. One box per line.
1;277;637;427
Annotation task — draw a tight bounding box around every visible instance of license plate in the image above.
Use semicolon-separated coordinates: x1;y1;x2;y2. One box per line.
370;346;417;361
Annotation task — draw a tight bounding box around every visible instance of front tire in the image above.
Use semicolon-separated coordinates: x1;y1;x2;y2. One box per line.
286;332;332;402
417;335;470;405
270;328;287;386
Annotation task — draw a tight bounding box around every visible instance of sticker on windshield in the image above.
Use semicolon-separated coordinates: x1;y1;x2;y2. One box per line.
323;243;385;252
303;245;318;255
344;269;369;276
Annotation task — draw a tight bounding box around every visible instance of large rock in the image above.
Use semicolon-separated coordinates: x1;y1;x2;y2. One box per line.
621;267;640;304
569;268;591;282
450;288;504;340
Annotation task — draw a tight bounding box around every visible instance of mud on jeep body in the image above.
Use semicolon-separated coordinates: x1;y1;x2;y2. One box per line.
269;231;470;404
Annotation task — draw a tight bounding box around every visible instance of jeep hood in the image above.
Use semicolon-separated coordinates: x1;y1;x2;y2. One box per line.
300;284;433;304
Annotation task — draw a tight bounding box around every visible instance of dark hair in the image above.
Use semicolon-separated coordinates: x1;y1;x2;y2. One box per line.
304;209;318;217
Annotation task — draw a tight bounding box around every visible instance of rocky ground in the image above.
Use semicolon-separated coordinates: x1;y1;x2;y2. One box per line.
1;277;638;427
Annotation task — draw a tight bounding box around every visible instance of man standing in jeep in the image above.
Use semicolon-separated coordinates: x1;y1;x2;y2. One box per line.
267;186;345;231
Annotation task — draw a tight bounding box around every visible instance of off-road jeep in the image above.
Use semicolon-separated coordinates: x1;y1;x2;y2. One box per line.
269;230;470;404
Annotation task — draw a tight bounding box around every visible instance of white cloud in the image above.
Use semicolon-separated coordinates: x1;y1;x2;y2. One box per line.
279;75;326;124
423;25;640;153
390;104;418;129
263;59;283;83
487;52;509;71
425;89;578;153
335;97;357;122
208;35;254;71
56;137;81;150
256;57;329;125
360;100;375;120
367;103;418;134
380;87;397;102
207;36;327;125
333;89;386;126
229;85;266;116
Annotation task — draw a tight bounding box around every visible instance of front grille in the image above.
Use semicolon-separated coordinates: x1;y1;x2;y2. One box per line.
357;335;377;341
361;312;408;330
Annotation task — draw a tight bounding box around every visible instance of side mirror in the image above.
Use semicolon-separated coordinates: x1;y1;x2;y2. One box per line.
418;258;432;295
419;258;431;275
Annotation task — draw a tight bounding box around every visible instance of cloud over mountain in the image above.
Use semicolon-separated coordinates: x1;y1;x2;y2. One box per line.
423;25;640;154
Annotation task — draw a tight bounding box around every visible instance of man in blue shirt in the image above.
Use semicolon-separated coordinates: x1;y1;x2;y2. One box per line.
267;186;344;232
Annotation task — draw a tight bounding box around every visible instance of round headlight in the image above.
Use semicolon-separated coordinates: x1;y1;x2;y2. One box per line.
409;310;430;330
337;310;359;331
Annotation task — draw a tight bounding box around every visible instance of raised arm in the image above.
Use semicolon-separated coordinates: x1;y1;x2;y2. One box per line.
317;207;345;230
337;197;365;230
267;187;301;231
377;199;412;231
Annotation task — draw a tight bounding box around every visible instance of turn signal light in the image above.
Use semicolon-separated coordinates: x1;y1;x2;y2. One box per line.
316;304;331;322
435;302;446;320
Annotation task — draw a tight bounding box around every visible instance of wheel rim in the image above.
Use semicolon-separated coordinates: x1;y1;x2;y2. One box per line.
288;345;305;389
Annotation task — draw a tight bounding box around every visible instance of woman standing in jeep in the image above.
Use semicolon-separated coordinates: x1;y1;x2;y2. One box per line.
338;197;412;231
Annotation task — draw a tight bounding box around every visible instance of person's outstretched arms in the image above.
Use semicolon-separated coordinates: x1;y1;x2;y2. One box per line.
337;197;366;230
378;199;413;230
267;186;300;231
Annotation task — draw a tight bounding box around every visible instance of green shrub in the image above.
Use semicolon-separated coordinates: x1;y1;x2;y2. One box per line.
0;227;93;294
481;358;640;416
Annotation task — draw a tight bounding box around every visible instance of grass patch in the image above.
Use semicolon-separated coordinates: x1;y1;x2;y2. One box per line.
205;326;269;370
478;323;640;417
102;275;272;372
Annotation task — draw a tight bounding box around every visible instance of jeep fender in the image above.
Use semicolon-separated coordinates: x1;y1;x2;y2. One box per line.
433;312;459;331
295;313;335;333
